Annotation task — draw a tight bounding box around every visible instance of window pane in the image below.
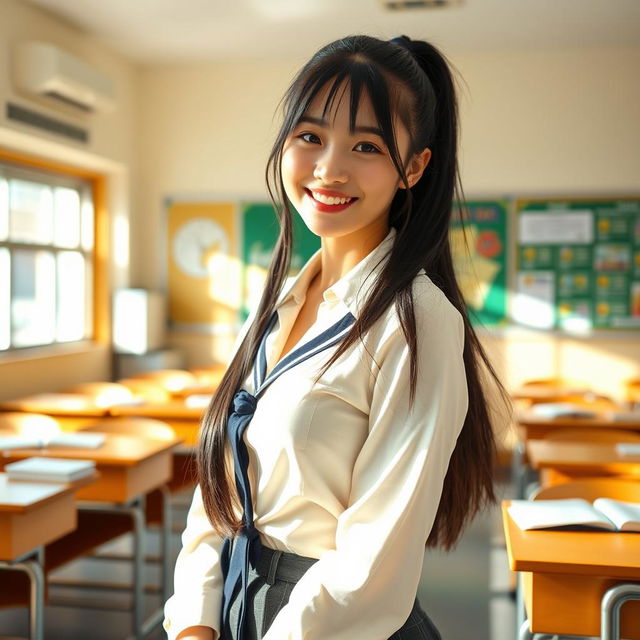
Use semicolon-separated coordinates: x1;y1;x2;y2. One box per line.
57;251;85;342
81;195;94;250
54;187;81;248
0;248;9;350
11;249;56;347
0;178;8;241
10;179;54;244
85;258;94;336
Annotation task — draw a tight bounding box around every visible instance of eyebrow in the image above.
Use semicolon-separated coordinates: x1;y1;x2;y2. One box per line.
298;116;384;138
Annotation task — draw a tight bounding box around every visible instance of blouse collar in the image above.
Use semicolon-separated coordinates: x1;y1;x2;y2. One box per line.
276;227;397;317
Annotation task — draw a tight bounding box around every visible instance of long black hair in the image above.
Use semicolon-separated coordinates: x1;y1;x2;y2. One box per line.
198;34;506;550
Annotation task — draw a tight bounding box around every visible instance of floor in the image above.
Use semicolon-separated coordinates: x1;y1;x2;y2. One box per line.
0;474;517;640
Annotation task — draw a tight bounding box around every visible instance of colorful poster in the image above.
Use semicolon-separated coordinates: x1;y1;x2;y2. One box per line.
515;198;640;330
451;201;508;327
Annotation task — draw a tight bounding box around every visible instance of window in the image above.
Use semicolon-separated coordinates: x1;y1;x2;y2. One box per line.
0;162;94;351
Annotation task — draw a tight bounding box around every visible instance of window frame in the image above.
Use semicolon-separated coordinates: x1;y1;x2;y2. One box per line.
0;149;109;357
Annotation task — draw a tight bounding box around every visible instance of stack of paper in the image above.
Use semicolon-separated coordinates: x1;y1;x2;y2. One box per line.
530;403;597;419
606;411;640;422
616;443;640;456
5;457;96;483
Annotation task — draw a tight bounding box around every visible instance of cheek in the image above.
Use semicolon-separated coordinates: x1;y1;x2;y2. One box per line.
364;165;400;199
281;147;308;184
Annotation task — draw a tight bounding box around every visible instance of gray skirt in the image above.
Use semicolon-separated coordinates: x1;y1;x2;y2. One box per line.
221;545;442;640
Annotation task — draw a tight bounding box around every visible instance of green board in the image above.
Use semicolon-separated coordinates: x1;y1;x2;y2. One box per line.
515;198;640;330
451;201;509;327
241;202;320;320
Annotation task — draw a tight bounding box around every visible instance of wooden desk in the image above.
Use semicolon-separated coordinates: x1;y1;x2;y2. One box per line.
169;384;216;400
511;385;590;403
502;502;640;639
0;434;180;502
109;400;205;447
0;434;182;639
0;475;79;640
517;410;640;440
0;393;111;430
526;440;640;483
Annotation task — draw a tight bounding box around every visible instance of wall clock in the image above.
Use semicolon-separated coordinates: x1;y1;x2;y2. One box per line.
172;217;229;279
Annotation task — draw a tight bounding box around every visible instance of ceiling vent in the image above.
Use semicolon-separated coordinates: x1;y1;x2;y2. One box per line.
381;0;463;8
12;41;116;113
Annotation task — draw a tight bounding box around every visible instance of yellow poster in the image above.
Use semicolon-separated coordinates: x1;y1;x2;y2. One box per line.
167;202;241;327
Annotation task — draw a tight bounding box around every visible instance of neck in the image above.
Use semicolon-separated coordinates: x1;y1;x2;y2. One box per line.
314;222;389;292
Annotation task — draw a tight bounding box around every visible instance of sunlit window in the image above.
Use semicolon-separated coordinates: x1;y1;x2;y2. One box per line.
0;163;94;351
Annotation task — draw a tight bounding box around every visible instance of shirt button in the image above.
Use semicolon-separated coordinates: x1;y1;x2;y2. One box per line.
323;289;338;303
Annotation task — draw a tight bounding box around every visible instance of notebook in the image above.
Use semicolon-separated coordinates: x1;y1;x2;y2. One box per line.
5;457;96;483
616;443;640;456
530;403;597;419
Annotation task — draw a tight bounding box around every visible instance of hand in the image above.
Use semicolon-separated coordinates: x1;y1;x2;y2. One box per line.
175;626;215;640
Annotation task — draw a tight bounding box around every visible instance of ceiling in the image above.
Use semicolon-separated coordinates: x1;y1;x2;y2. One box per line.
26;0;640;64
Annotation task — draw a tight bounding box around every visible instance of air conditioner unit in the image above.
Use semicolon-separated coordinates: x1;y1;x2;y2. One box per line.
12;41;116;113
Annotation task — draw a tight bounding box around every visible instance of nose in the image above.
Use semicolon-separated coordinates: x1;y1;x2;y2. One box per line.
313;146;348;184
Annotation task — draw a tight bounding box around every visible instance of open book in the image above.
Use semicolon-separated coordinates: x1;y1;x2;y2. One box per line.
5;457;96;483
508;498;640;532
0;432;106;451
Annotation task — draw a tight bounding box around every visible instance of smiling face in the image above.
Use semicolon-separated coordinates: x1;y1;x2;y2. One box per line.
280;80;429;248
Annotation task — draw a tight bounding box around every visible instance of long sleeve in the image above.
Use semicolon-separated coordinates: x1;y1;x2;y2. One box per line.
262;290;469;640
163;485;226;640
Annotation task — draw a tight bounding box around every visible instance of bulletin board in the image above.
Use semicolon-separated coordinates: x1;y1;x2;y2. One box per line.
450;200;509;327
241;202;320;321
514;198;640;331
166;198;511;331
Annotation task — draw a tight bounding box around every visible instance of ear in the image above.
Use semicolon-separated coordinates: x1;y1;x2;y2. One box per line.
398;148;432;189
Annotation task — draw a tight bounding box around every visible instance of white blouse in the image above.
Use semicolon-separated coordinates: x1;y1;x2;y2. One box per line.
163;228;468;640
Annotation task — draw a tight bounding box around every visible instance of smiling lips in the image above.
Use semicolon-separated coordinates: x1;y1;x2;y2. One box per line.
304;188;357;213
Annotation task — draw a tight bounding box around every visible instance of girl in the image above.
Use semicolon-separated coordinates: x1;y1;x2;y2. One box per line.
164;34;503;640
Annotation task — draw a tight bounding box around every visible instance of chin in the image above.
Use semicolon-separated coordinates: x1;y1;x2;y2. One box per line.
299;215;360;240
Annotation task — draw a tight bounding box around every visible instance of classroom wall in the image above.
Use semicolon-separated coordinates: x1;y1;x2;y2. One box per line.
0;0;140;400
136;44;640;400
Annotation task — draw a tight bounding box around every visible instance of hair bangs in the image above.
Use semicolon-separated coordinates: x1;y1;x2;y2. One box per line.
294;58;411;184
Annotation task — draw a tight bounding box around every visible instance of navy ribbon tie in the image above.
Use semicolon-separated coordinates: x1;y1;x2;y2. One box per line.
220;310;355;639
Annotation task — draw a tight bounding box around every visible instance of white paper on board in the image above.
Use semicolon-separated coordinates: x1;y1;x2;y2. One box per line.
513;271;555;328
519;210;594;244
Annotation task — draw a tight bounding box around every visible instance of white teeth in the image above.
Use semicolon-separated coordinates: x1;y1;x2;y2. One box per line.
311;191;352;205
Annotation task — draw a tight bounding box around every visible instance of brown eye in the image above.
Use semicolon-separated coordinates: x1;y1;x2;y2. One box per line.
299;132;321;144
354;142;381;154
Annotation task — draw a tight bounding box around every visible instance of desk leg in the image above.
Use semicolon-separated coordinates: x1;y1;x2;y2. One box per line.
124;498;146;640
516;572;527;640
0;547;45;640
81;499;146;640
160;485;172;604
601;583;640;640
512;441;527;499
